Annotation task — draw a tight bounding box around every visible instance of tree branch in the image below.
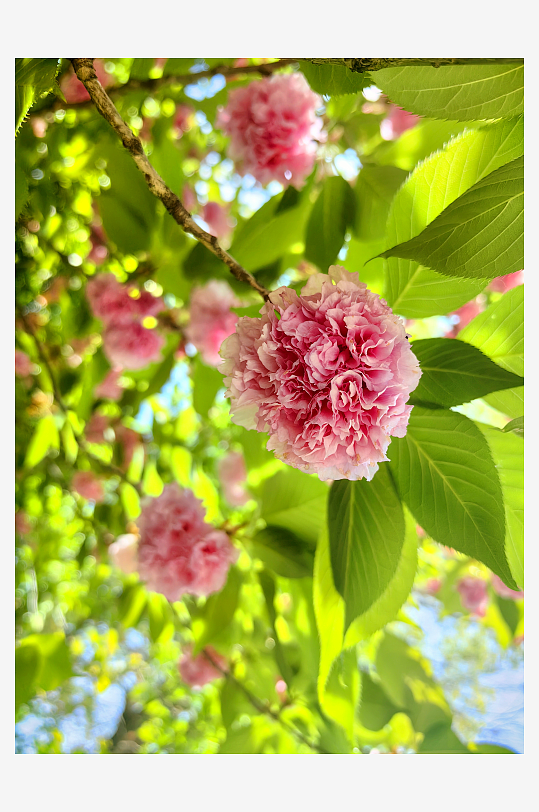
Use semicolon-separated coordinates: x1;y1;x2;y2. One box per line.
304;57;523;72
70;58;270;302
201;648;330;754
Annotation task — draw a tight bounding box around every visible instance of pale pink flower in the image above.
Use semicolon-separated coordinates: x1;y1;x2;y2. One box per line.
60;59;113;104
425;578;442;595
456;577;489;617
186;280;242;367
380;105;421;140
108;534;139;574
488;271;524;293
178;645;227;688
217;73;326;188
94;367;124;401
114;423;141;471
220;265;422;482
491;574;523;600
85;413;110;444
86;273;140;326
217;451;249;506
201;201;234;242
15;510;31;535
102;321;165;370
15;350;33;377
72;471;105;503
137;483;238;601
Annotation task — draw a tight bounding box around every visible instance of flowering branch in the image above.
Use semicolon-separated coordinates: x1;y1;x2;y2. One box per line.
69;59;270;302
201;648;330;754
304;57;524;72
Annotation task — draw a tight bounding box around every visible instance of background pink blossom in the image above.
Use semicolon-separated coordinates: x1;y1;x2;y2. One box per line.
72;471;105;503
84;413;110;444
60;59;113;104
220;265;422;481
217;73;325;188
178;646;227;687
137;483;237;601
94;368;124;401
201;202;234;242
217;451;249;506
456;576;489;617
380;105;421;140
102;321;165;370
15;350;33;377
186;280;242;366
108;534;139;574
488;271;524;293
491;574;523;600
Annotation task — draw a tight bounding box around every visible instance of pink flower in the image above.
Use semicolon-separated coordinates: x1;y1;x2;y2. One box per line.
72;471;105;503
114;423;141;471
217;451;249;506
491;574;523;600
380;105;421;140
137;483;238;601
201;202;234;242
186;280;242;367
488;271;524;293
445;297;484;338
456;577;489;617
15;350;33;377
86;273;140;325
102;321;165;370
173;104;193;137
131;289;164;319
85;413;110;444
178;645;227;688
108;534;138;574
60;59;113;104
217;73;326;188
94;367;124;401
425;578;442;595
220;265;422;482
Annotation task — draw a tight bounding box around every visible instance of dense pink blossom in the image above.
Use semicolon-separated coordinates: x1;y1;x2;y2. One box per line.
95;367;124;401
380;105;421;140
217;73;325;188
201;202;234;242
102;321;165;370
108;534;139;574
456;577;488;617
218;451;249;506
178;645;227;687
186;280;242;366
137;483;238;601
85;413;110;444
220;265;422;481
86;273;139;325
491;574;523;600
15;350;33;377
60;60;113;104
72;471;105;503
488;271;524;293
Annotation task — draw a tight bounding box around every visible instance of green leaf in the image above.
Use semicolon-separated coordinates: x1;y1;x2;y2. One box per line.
474;743;517;754
300;61;371;96
260;468;328;548
304;175;355;270
478;425;524;589
353;165;408;241
15;162;29;220
322;650;361;741
389;407;517;589
141;459;164;497
24;415;60;469
192;567;241;654
130;58;155;80
61;421;79;465
358;672;400;731
502;416;524;437
119;583;147;628
182;240;227;282
410;338;523;408
120;482;141;520
458;284;523;376
368;119;476;172
231;190;311;271
16;633;73;710
418;721;471;754
375;633;435;709
328;466;405;629
383;117;524;317
15;58;60;135
170;446;192;487
192;357;224;416
484;387;524;419
381;158;523;279
147;593;175;643
15;644;42;711
375;64;524;121
251;526;314;578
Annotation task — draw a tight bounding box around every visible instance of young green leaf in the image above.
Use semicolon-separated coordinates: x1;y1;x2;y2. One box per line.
501;416;524;437
260;468;328;548
389;407;517;589
353;165;408;241
305;175;355;270
300;62;371;96
328;465;405;629
380;158;523;279
410;338;523;408
375;63;524;121
458;284;523;376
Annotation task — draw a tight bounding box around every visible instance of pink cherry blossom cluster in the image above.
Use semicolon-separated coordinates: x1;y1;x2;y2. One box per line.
178;646;227;688
15;350;33;377
456;576;488;617
220;265;422;482
72;471;106;503
137;483;238;601
217;73;326;188
186;280;242;367
85;273;165;371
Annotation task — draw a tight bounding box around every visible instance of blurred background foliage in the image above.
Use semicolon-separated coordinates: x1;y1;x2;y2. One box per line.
15;57;523;754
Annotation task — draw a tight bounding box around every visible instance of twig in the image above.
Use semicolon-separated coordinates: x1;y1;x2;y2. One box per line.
70;59;269;302
202;648;330;754
304;57;524;73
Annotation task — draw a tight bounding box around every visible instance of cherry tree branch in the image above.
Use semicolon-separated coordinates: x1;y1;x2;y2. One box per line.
304;57;523;72
70;58;269;302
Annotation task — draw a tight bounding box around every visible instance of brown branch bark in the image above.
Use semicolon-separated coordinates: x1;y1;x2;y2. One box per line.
304;57;523;72
70;58;270;301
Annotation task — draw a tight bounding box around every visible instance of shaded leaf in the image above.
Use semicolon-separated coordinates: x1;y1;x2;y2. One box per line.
252;526;314;579
418;721;471;754
353;165;407;241
260;468;328;548
192;567;241;653
458;284;523;376
305;175;355;270
300;61;371;96
502;416;524;437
